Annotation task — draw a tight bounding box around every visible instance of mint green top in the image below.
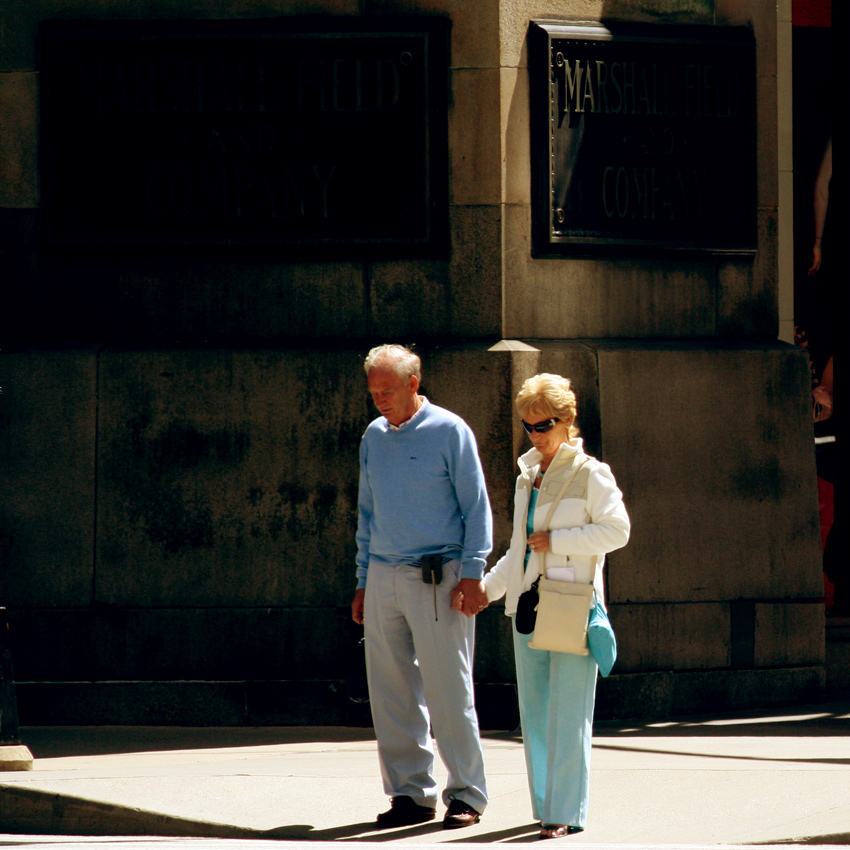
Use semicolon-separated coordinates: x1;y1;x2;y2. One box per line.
524;487;539;568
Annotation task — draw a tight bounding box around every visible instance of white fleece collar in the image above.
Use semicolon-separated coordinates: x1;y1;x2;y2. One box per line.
518;438;584;477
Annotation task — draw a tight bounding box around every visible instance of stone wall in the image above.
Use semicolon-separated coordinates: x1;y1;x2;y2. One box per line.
0;0;825;723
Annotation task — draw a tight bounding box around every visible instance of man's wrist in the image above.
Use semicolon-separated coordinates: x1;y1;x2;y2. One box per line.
459;562;485;581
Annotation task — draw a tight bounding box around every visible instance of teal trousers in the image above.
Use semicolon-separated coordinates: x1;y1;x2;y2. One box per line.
512;619;598;827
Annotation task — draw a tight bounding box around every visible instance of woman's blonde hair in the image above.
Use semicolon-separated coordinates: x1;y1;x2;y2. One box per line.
515;373;580;439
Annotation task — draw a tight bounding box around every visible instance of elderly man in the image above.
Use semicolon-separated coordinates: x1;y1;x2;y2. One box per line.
351;344;492;829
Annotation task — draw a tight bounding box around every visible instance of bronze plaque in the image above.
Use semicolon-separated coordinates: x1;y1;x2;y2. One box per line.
41;19;448;252
530;22;757;255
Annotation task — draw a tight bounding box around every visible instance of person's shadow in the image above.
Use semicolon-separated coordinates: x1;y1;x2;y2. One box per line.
262;820;542;842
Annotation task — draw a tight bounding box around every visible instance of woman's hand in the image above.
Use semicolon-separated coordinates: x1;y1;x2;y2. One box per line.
528;531;551;553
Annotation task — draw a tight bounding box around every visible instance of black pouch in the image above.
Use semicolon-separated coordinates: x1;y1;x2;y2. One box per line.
421;554;443;585
515;577;540;634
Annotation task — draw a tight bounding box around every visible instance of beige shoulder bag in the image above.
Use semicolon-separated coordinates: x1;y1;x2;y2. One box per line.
527;455;594;655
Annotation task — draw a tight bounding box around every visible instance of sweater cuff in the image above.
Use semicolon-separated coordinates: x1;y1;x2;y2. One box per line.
460;559;486;581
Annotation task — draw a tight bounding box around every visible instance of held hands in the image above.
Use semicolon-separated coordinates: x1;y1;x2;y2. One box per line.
355;579;488;621
451;578;489;618
527;531;551;553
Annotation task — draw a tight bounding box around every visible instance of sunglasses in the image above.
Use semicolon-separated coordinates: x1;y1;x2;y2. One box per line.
521;417;559;434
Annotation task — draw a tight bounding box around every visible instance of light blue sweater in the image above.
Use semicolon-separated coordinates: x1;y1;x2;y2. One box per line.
355;400;493;588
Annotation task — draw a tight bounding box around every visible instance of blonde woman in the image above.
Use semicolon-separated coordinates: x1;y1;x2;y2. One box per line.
482;374;630;838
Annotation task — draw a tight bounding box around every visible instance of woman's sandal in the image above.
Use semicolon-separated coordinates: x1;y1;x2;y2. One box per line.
539;825;583;839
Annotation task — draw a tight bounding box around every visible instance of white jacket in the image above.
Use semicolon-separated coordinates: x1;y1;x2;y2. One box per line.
483;439;630;616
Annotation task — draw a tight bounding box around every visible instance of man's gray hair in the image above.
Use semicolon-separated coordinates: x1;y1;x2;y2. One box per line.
364;344;422;382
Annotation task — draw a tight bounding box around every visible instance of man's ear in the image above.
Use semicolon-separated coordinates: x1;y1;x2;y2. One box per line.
408;375;420;393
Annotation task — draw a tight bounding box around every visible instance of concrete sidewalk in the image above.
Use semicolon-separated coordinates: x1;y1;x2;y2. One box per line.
1;699;849;846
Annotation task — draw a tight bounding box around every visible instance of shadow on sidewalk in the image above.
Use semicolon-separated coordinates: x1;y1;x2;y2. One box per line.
594;698;850;739
279;819;543;843
17;697;850;763
19;726;378;759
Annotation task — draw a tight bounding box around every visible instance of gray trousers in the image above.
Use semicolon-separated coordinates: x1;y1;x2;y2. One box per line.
364;559;488;813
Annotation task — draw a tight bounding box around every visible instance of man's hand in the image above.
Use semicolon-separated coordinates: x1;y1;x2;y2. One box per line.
808;242;823;275
451;578;488;618
351;588;366;624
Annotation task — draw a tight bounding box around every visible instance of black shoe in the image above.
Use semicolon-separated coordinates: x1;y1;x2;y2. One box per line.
375;795;437;828
443;799;481;829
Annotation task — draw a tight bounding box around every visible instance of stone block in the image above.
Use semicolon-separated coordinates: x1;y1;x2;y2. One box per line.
5;340;827;726
611;602;731;671
370;206;502;338
15;678;516;727
503;204;718;338
368;259;454;338
777;23;793;173
15;681;248;725
0;350;97;606
0;72;39;208
756;71;779;209
446;207;504;337
0;746;33;771
596;343;823;604
109;261;368;343
15;665;827;725
825;618;850;689
0;211;40;344
754;602;824;666
96;349;371;607
716;210;778;337
9;607;358;681
596;665;824;720
6;609;91;681
502;67;531;206
0;223;367;343
450;68;503;206
246;680;350;725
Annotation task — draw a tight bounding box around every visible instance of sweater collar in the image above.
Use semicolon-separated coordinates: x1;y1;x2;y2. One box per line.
387;396;429;431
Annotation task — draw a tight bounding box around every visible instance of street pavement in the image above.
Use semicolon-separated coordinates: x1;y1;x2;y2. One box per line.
1;698;849;847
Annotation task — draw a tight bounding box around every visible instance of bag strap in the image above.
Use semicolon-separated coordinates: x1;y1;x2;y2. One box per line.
539;455;605;602
526;454;588;585
541;454;588;532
